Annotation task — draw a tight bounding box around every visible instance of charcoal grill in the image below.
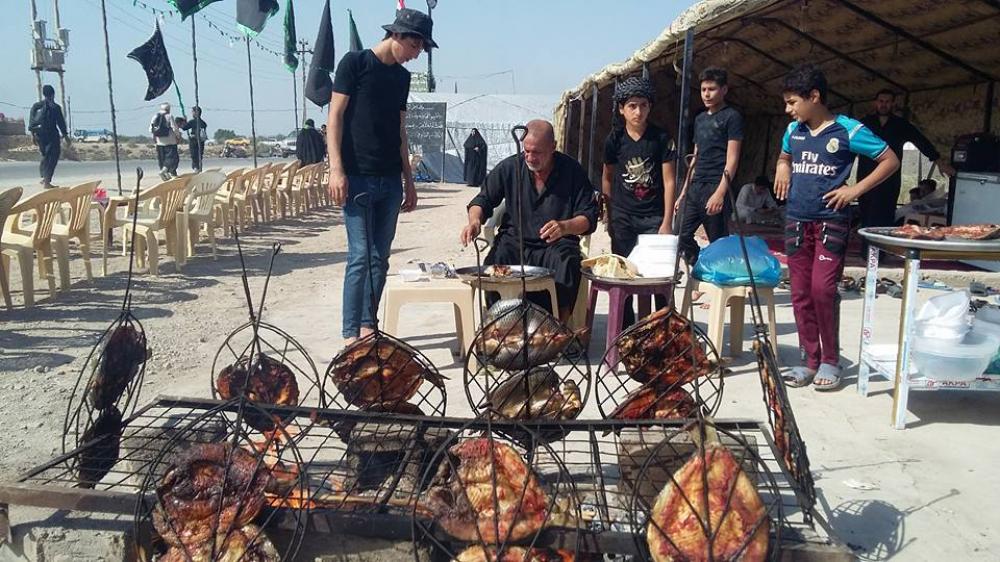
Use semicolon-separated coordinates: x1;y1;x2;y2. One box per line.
0;397;847;559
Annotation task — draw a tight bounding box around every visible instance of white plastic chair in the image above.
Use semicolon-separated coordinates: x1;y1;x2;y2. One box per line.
0;187;25;309
51;180;100;291
2;187;64;306
117;177;189;275
177;170;227;266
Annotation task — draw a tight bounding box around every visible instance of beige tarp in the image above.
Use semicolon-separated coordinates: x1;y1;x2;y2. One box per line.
556;0;1000;185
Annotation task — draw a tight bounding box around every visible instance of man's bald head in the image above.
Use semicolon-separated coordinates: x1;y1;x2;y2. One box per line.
525;120;556;148
523;120;557;173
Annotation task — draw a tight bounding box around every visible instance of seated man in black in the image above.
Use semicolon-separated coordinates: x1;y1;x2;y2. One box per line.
460;120;597;321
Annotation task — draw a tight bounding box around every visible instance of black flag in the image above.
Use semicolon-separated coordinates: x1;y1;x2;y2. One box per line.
305;0;336;107
128;24;175;101
283;0;298;72
237;0;280;37
167;0;224;19
348;9;363;52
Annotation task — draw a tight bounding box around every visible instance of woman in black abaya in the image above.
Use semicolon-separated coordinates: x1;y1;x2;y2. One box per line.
463;128;488;187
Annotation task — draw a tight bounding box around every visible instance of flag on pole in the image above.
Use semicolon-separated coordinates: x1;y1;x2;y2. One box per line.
397;0;406;10
128;23;175;101
348;9;363;52
167;0;224;19
283;0;298;72
305;0;335;106
237;0;280;37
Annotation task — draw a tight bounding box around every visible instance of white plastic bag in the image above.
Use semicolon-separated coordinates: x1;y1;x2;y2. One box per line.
914;291;971;341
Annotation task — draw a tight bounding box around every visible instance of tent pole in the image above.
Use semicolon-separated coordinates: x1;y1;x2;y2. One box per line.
576;98;586;163
675;27;695;188
587;83;599;184
561;99;573;153
292;70;299;131
99;0;122;195
246;38;258;168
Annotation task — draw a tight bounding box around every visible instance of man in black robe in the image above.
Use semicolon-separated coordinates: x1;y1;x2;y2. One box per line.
856;89;954;233
463;128;488;187
29;85;69;189
460;120;597;321
180;106;208;172
296;118;327;165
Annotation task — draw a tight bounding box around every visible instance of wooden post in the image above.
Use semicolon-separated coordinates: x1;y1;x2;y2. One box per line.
587;83;599;183
674;28;695;188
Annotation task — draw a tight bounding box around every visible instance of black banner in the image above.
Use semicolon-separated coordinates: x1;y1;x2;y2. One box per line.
305;0;335;107
127;24;175;101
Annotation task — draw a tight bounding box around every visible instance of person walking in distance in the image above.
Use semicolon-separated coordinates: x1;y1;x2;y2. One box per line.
151;103;181;180
28;85;70;189
181;106;208;172
326;8;438;346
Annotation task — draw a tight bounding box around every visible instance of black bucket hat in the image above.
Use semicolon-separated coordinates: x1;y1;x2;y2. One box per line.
382;8;438;51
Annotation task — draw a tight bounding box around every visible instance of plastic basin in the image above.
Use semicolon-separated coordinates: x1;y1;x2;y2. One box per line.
911;331;999;381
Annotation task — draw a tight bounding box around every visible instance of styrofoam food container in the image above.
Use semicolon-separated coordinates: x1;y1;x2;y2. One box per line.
911;331;999;381
628;235;679;278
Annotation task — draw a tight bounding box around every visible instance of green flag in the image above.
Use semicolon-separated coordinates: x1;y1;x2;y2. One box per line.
348;9;363;52
167;0;224;19
237;0;280;38
284;0;298;72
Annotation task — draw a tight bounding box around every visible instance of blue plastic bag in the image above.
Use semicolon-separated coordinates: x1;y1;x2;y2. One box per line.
692;235;781;287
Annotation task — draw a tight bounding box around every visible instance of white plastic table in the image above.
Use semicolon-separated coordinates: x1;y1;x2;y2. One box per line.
857;229;1000;429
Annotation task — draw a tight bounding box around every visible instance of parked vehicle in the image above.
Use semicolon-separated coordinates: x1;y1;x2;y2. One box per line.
72;128;114;143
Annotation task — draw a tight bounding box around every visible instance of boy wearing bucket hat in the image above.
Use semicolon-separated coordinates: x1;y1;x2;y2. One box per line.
326;8;437;345
601;76;677;328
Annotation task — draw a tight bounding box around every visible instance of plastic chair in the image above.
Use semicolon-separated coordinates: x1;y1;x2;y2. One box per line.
2;188;65;306
247;163;273;225
270;161;299;219
285;164;313;218
117;177;189;275
306;163;326;211
383;279;477;358
680;277;779;360
177;170;227;266
51;180;100;290
212;168;245;236
0;187;24;309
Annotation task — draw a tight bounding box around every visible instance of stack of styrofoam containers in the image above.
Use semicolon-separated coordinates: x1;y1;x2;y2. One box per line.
627;234;679;278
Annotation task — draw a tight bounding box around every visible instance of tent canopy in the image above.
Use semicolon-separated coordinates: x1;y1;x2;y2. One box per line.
556;0;1000;185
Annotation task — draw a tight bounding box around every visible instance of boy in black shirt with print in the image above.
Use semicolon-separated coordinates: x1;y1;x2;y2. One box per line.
676;67;743;266
601;76;677;328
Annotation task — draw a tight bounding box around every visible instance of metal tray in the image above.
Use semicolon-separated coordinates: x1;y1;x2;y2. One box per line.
859;227;1000;253
455;264;554;284
582;267;680;286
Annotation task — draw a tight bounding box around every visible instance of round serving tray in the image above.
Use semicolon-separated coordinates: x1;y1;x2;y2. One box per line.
859;227;1000;253
455;264;554;284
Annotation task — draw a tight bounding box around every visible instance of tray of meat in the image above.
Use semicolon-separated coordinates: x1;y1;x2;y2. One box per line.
859;226;1000;253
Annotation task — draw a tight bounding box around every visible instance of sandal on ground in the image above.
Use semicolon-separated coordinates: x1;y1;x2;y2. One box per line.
813;363;843;391
782;366;816;388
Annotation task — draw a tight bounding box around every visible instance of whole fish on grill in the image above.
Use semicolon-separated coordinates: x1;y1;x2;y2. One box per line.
476;300;582;371
454;546;574;562
617;308;714;385
485;368;582;421
216;353;299;432
153;443;269;549
76;406;123;488
426;438;548;543
647;442;769;562
609;387;699;421
330;335;446;407
159;524;279;562
89;324;147;410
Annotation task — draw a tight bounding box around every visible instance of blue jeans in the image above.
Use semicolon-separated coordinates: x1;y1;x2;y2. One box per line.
342;174;403;338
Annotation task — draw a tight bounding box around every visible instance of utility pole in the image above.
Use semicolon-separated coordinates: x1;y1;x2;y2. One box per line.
28;0;43;100
297;39;311;123
52;0;67;112
426;0;437;92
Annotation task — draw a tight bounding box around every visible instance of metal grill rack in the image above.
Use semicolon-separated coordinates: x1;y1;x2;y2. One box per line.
0;397;841;558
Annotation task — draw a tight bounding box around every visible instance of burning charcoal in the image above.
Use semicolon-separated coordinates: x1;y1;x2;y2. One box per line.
89;324;147;410
76;406;123;488
647;442;769;562
153;443;269;549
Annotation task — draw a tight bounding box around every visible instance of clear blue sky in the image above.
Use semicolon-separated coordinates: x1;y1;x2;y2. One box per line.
0;1;687;136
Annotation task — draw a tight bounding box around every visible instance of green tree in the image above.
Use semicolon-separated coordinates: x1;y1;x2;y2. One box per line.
214;129;237;142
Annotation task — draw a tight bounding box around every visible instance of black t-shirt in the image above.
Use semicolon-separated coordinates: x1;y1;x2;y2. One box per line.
603;124;676;217
692;105;743;183
332;50;410;176
469;152;598;248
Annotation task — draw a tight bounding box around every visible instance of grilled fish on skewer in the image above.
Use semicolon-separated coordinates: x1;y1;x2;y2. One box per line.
426;438;548;543
618;308;714;385
159;524;279;562
330;336;446;407
89;324;147;410
216;354;299;432
609;387;699;420
454;546;574;562
75;406;123;488
486;368;582;421
647;442;769;562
